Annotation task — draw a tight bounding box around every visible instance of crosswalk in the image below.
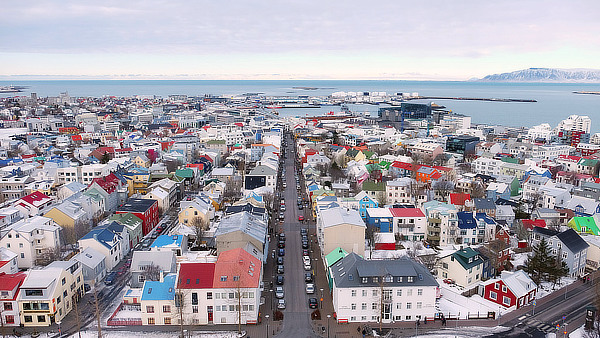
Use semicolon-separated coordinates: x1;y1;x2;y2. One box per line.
524;318;555;333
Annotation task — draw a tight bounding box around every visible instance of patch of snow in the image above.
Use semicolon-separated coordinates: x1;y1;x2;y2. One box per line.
511;252;529;268
537;276;577;299
414;325;511;337
63;331;243;338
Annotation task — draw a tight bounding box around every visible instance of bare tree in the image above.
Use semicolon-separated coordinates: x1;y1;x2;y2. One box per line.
189;217;208;248
223;177;242;202
262;191;275;211
328;162;346;182
478;240;509;276
433;180;454;202
365;226;378;259
524;191;543;214
175;291;185;338
36;246;62;266
470;181;486;199
141;263;162;282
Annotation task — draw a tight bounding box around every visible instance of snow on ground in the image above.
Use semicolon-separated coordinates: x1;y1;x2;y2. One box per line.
0;127;27;140
537;276;577;298
365;240;436;260
511;252;529;268
437;281;505;318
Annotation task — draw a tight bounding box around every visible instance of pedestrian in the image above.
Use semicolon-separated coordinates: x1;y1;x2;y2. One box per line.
424;317;427;324
417;318;420;327
357;326;361;333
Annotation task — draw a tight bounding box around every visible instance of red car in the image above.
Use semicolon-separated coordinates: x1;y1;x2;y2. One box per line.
298;216;304;221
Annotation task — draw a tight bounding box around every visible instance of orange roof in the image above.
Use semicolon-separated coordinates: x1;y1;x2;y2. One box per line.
213;248;261;289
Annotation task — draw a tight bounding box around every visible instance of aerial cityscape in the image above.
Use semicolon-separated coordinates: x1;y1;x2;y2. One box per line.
2;1;600;338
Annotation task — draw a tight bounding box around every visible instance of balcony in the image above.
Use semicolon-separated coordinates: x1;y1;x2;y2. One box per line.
428;217;441;224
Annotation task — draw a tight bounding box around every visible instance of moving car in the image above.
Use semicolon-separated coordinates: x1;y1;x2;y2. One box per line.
298;215;304;221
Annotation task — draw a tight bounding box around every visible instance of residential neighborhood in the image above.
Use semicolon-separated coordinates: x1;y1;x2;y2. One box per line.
0;91;599;338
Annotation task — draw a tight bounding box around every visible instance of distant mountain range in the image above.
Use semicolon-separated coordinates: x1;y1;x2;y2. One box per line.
476;68;600;82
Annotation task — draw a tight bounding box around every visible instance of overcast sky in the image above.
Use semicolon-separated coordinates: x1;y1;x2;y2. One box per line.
2;0;600;80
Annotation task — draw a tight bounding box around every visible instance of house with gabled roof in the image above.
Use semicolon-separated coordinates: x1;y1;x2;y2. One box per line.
317;207;366;258
330;253;438;323
532;227;589;277
176;262;216;325
0;216;61;269
438;247;488;288
568;216;600;236
0;272;26;326
71;246;107;284
480;270;537;309
131;250;177;288
78;225;123;271
214;211;267;262
140;273;177;326
12;191;53;218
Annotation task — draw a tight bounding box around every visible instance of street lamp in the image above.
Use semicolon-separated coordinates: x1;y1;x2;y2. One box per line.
57;320;62;338
320;288;324;309
327;314;332;338
265;314;270;338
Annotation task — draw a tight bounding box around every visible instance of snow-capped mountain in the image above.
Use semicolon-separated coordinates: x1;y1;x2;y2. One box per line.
477;68;600;82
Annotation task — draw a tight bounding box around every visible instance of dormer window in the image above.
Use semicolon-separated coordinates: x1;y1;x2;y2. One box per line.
407;276;414;283
361;277;368;283
372;277;379;283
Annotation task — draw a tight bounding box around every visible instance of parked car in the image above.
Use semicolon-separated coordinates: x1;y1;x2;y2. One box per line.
278;241;285;249
302;241;309;249
308;298;318;309
276;275;284;285
305;283;315;294
298;215;304;221
277;265;285;274
303;249;309;256
277;256;284;265
278;248;285;257
298;204;303;210
279;233;286;241
275;286;284;299
281;205;286;211
278;299;286;310
303;261;311;271
300;228;307;235
304;272;313;283
104;272;117;285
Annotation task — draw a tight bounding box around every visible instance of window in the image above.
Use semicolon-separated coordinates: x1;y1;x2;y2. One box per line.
351;303;356;310
37;315;46;322
207;292;213;300
148;318;155;325
192;293;198;305
164;317;172;325
24;316;32;323
362;277;368;283
494;283;499;290
372;290;377;297
397;276;404;282
407;289;413;296
362;303;367;310
4;315;14;324
4;302;13;311
396;303;402;309
220;276;227;282
229;305;235;311
139;275;146;283
62;278;66;285
417;289;423;296
163;305;171;313
503;296;511;306
25;290;43;296
57;296;61;304
384;275;393;283
417;302;422;309
229;293;235;299
362;290;367;297
192;305;198;313
372;277;379;283
351;290;356;297
146;306;155;313
372;303;377;310
406;302;412;309
502;285;507;293
407;276;414;283
396;290;402;297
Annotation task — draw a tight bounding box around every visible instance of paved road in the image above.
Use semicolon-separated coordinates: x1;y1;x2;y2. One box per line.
273;133;317;338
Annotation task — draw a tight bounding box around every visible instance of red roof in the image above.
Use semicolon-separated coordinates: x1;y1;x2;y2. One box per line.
389;208;425;218
71;134;83;141
433;166;452;172
20;191;51;206
213;248;261;288
89;173;121;194
178;263;215;289
391;161;420;171
234;122;244;127
449;193;471;206
0;272;27;298
115;147;133;153
558;155;581;162
522;219;546;230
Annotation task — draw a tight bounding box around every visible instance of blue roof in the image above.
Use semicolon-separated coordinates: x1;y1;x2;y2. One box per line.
151;235;183;248
457;211;476;229
475;212;496;224
101;221;125;234
141;274;176;301
81;228;119;249
307;184;319;192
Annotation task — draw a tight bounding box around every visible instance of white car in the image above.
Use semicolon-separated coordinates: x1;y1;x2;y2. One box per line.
305;283;315;294
303;261;311;271
303;256;310;264
275;286;284;299
277;299;286;310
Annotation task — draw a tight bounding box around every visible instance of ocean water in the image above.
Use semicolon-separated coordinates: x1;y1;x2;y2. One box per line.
1;80;599;133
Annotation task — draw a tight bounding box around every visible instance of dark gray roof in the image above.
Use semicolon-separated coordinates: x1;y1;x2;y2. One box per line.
331;253;438;288
556;228;589;254
532;227;559;237
474;198;496;210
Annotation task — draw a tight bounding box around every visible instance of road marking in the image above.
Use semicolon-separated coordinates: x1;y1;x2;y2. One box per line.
518;315;527;321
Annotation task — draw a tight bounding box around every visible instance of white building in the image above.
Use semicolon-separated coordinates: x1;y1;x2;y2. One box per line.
330;253;438;323
0;216;61;269
556;115;591;134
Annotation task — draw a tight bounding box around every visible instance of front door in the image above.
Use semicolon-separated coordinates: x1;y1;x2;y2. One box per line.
207;306;213;323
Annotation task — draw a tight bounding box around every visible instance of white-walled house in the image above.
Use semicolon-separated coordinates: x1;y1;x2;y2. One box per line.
330;253;438;323
0;216;61;269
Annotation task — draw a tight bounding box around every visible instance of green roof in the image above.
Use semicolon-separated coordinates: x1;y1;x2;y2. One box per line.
501;157;519;164
452;247;484;270
345;148;360;157
365;163;381;173
109;213;143;227
363;150;375;159
175;168;194;178
206;139;226;145
325;247;349;267
579;158;599;167
362;181;386;192
378;161;391;170
568;216;599;235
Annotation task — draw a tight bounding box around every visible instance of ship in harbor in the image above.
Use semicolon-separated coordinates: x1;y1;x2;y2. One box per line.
0;85;26;93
